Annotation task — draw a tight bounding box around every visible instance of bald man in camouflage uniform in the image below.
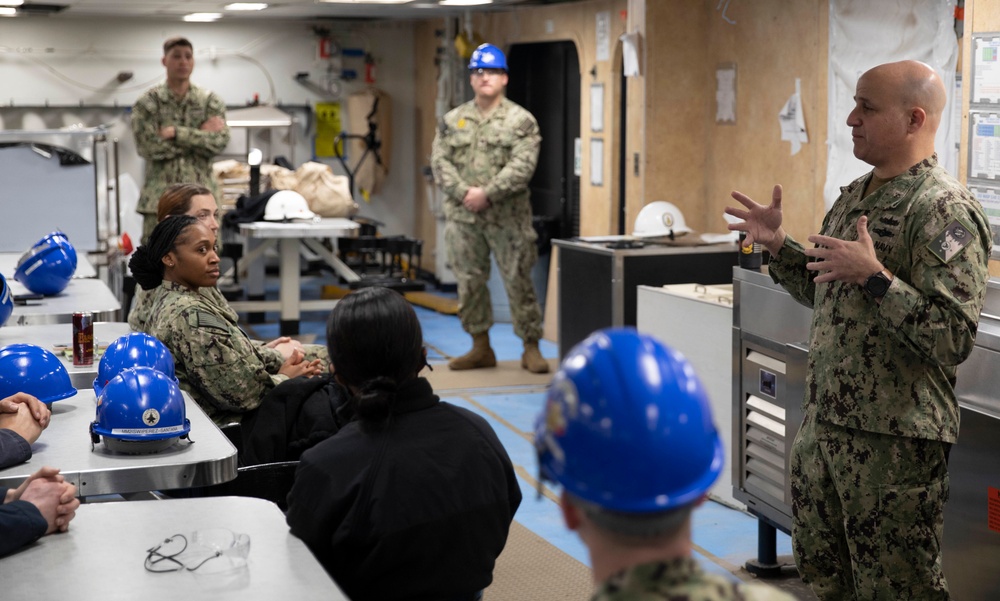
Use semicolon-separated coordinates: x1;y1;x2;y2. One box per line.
133;37;229;244
431;44;549;374
728;60;991;600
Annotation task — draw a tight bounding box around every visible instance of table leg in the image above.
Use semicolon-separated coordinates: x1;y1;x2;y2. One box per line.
244;237;267;323
279;238;300;335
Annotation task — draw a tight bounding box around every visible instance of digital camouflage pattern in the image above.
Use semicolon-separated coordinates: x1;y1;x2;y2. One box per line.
591;557;796;601
431;97;540;226
132;83;230;243
768;155;991;443
768;154;990;600
144;281;328;425
443;219;542;341
127;283;329;374
431;97;543;341
791;413;949;600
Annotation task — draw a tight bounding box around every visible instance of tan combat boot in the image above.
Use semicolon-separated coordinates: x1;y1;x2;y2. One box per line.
448;332;497;370
521;341;549;374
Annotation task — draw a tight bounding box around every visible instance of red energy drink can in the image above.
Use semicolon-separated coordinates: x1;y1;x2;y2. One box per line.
72;311;94;366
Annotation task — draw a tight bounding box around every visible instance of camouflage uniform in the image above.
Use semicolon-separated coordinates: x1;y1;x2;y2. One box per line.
129;284;327;369
132;83;230;243
430;97;544;343
768;155;991;600
145;280;328;425
592;557;796;600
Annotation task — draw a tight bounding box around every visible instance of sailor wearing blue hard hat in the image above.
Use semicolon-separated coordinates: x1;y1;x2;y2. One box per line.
535;328;794;601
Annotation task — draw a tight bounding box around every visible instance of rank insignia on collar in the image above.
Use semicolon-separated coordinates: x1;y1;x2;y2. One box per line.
457;118;466;129
928;220;973;263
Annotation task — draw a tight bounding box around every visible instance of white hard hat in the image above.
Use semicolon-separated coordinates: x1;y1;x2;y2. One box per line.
263;190;317;222
632;201;692;238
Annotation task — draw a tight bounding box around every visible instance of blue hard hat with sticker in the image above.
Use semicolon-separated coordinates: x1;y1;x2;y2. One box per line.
91;366;190;449
535;328;723;513
15;240;76;296
468;43;508;71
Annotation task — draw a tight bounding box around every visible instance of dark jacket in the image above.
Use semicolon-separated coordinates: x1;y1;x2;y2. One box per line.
242;374;352;466
0;429;47;556
285;377;522;601
0;428;31;470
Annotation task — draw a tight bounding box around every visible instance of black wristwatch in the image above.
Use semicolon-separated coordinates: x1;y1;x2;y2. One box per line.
863;270;891;299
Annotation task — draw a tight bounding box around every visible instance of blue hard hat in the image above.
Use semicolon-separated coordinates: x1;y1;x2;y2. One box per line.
535;328;723;513
14;242;75;296
33;231;77;271
94;333;176;398
468;43;507;71
0;343;78;403
90;366;191;445
0;274;12;328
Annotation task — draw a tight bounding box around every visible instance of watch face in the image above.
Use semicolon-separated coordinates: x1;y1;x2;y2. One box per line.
865;273;889;297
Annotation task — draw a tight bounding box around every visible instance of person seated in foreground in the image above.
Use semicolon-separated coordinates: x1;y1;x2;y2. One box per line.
0;394;80;556
286;286;521;601
535;328;796;600
1;466;80;557
128;215;324;425
0;393;50;470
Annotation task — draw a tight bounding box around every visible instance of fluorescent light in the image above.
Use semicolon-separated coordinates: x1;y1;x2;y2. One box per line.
318;1;414;4
439;0;493;5
225;2;267;10
183;12;222;21
0;7;16;15
0;1;23;6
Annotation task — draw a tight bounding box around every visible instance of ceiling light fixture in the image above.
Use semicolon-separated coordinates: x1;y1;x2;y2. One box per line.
183;12;223;21
439;0;493;5
225;2;267;10
0;1;23;6
0;6;15;15
318;1;414;4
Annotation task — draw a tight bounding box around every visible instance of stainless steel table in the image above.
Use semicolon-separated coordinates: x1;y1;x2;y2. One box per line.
8;275;120;325
0;321;132;389
231;218;360;335
0;496;346;600
0;250;97;279
0;390;237;497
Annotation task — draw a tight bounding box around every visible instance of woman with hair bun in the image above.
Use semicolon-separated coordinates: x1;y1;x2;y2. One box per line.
129;183;326;374
128;216;324;425
286;286;521;601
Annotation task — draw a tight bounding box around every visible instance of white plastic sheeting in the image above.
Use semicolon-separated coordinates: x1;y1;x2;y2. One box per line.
826;0;959;209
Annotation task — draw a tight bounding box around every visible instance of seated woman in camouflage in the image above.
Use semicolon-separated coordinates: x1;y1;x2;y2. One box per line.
129;183;328;378
129;215;325;425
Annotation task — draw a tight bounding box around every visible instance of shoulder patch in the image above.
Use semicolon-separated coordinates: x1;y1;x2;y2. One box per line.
517;117;534;135
195;310;229;331
927;220;975;263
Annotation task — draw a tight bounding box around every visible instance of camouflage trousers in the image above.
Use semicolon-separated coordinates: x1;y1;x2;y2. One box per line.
790;411;950;601
444;218;543;343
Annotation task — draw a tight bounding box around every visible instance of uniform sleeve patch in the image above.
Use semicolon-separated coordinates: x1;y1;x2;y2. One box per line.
195;311;229;331
927;220;974;263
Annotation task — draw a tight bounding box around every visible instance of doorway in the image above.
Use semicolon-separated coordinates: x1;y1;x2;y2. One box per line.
506;41;581;241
